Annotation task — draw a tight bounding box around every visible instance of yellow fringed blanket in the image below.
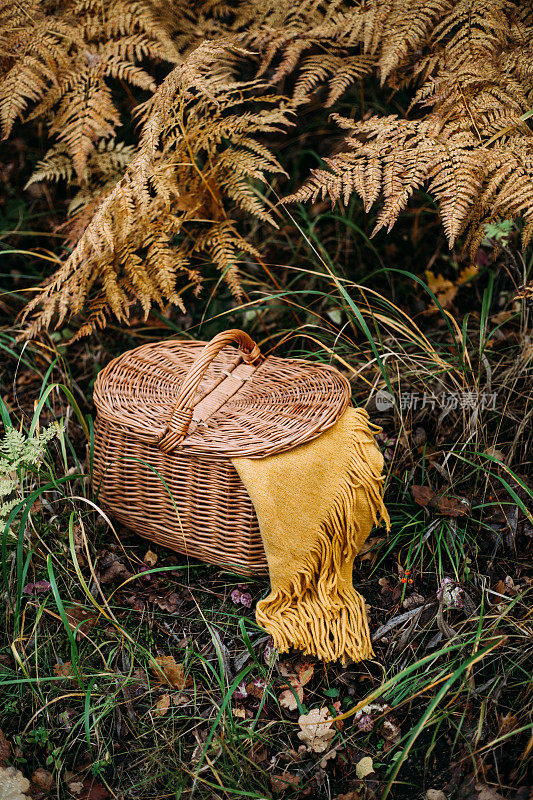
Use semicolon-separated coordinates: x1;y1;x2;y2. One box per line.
232;407;390;664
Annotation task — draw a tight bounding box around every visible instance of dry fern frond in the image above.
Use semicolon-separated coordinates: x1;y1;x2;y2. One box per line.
0;0;179;179
21;42;292;338
8;0;533;337
377;0;452;82
286;0;533;250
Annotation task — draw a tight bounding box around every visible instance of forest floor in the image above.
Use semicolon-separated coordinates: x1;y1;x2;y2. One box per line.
0;122;532;800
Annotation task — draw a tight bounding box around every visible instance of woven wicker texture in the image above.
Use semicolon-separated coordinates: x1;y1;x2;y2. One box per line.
93;330;351;574
94;330;350;458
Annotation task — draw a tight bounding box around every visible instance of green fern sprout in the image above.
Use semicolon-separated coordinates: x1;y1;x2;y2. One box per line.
0;423;62;527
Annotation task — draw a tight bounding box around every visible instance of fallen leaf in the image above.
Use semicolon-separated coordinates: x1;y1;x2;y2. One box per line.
31;768;53;791
248;743;268;764
296;661;315;686
484;446;505;461
151;656;191;689
22;580;52;595
412;485;434;507
148;593;182;613
498;712;518;735
355;756;374;779
297;708;335;753
320;743;342;769
457;264;479;285
171;692;189;706
64;606;99;635
52;661;83;684
425;270;458;309
278;660;295;678
403;593;425;610
143;549;157;567
246;678;267;700
279;683;303;711
382;718;401;752
504;575;517;594
331;700;344;731
412;486;470;517
154;694;170;717
98;554;131;585
426;791;447;800
436;496;470;517
356;536;385;562
475;784;506;800
82;781;110;800
270;772;300;794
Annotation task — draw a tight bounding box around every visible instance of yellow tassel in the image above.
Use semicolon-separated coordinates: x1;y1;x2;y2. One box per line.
233;407;390;665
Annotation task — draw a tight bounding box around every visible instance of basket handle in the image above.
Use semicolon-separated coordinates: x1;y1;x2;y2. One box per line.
157;330;263;453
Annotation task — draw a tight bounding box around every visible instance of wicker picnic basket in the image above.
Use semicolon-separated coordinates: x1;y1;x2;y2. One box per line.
93;330;351;575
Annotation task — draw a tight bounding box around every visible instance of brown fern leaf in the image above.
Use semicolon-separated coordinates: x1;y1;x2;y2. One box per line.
286;0;533;250
50;72;121;181
377;0;452;82
21;43;292;337
293;53;375;106
14;0;533;337
0;0;179;176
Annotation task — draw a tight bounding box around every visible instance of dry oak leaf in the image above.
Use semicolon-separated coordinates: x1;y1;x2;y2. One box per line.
403;593;425;610
356;537;385;562
412;485;435;508
320;743;342;769
425;270;458;310
425;792;447;800
149;592;181;613
270;772;300;794
279;660;314;710
154;693;171;717
78;781;110;800
436;496;470;517
30;769;53;792
246;678;267;700
64;606;99;635
411;486;470;517
296;661;315;686
52;661;84;685
143;549;157;567
297;707;336;753
151;655;191;689
355;756;374;779
0;767;30;800
248;744;268;764
475;785;506;800
279;683;304;711
99;562;131;584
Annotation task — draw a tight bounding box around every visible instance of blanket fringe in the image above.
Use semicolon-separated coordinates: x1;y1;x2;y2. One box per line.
255;409;390;664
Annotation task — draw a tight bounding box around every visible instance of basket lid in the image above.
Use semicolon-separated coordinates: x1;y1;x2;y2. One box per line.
94;330;351;458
